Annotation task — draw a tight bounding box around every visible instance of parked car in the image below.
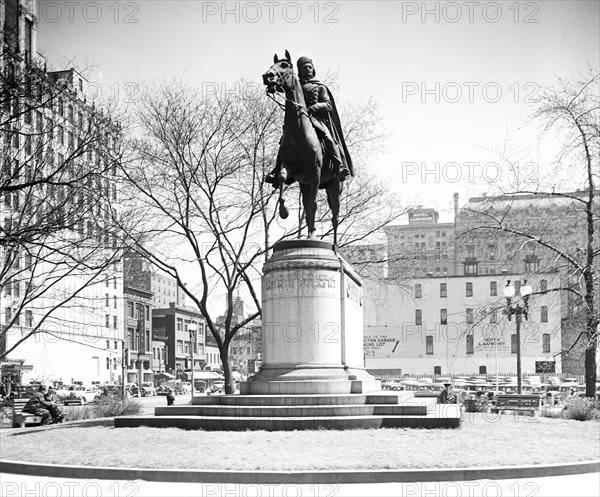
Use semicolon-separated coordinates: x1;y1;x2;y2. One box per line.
210;380;225;393
381;379;404;391
180;382;192;394
160;380;186;395
58;385;101;405
140;382;157;397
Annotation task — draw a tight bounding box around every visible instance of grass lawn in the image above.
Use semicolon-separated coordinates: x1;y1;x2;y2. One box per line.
0;413;598;471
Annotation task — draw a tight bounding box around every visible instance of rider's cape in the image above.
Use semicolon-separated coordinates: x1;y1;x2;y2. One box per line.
307;79;354;177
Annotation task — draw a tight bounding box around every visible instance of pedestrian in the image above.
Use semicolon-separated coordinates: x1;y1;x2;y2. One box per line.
166;388;175;406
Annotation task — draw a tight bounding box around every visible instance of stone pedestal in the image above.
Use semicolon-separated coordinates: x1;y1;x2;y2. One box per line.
240;240;380;395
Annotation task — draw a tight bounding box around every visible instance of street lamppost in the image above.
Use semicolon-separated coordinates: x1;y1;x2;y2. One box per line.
503;279;533;394
188;324;197;401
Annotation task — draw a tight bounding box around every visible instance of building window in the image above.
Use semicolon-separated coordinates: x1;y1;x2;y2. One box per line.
105;294;109;307
105;314;110;328
106;358;110;370
25;310;33;327
543;334;551;353
426;335;433;355
440;283;447;298
434;365;442;375
540;280;548;292
466;282;473;297
440;309;447;325
113;316;118;329
466;334;474;354
466;244;475;258
541;306;548;323
127;302;134;317
487;244;497;261
415;309;422;326
114;296;117;308
177;318;183;331
415;284;422;299
466;308;473;324
479;365;487;374
177;340;184;354
145;305;150;321
511;334;518;353
490;281;497;296
464;263;478;275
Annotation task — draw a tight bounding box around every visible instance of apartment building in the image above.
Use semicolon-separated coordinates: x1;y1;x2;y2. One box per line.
1;0;124;387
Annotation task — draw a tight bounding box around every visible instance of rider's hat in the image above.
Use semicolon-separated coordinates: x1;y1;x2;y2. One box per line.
297;56;314;73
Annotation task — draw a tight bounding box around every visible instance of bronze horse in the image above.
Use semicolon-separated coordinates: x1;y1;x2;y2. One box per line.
262;51;341;246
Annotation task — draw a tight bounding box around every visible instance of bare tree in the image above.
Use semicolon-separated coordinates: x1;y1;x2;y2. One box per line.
457;72;599;397
1;55;126;360
119;80;275;393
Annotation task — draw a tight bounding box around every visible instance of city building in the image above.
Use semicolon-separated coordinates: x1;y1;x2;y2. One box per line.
384;197;459;280
363;272;562;377
123;284;153;385
152;303;206;377
204;333;222;371
348;190;597;378
229;321;262;375
1;0;124;387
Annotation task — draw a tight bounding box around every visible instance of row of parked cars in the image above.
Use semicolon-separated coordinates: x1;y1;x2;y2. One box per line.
380;375;596;398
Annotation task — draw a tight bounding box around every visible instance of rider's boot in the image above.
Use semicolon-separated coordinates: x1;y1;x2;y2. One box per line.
264;167;280;188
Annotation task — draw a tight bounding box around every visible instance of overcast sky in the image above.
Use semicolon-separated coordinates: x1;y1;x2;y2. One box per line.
37;0;599;222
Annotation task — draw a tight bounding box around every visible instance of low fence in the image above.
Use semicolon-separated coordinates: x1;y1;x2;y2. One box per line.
369;371;585;383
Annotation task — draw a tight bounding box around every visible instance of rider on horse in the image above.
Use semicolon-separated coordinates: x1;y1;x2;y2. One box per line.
265;56;354;188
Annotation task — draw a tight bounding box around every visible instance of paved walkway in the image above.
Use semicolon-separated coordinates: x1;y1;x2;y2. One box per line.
1;471;599;497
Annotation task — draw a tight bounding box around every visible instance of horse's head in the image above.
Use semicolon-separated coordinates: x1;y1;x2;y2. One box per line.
262;50;294;94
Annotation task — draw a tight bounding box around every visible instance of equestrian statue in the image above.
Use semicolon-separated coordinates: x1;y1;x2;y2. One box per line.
262;51;354;246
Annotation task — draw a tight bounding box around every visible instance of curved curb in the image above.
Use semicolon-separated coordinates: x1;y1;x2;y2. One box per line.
1;459;598;484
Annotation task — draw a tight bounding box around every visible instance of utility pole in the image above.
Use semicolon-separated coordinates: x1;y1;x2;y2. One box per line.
189;324;197;401
122;342;128;398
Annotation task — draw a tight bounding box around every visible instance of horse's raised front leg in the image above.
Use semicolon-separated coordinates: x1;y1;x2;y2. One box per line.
278;167;289;219
300;182;318;239
325;178;341;247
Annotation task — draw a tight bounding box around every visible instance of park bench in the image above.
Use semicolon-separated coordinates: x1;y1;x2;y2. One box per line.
490;394;541;416
12;398;43;428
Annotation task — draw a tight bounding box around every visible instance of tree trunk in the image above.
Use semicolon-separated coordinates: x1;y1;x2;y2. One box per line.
220;345;235;394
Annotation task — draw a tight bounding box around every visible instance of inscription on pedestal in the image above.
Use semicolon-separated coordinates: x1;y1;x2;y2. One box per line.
265;270;338;298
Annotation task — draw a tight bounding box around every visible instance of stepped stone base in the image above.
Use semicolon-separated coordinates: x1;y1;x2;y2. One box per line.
114;393;462;431
239;366;381;395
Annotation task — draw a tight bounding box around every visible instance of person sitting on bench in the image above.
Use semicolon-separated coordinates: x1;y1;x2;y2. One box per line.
22;385;64;424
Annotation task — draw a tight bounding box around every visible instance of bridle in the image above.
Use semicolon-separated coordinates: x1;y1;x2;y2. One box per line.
265;64;310;119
